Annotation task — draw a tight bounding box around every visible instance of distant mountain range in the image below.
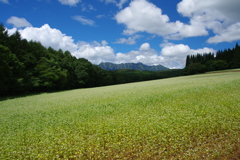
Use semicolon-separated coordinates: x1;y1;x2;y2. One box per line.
98;62;169;71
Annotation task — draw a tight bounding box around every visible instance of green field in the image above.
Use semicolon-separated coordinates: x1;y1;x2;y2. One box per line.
0;71;240;159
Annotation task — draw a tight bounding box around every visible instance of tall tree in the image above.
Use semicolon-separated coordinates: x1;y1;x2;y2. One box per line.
0;44;24;95
232;43;240;68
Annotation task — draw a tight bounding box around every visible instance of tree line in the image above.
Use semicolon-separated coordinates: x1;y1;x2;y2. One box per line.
184;43;240;75
0;24;182;97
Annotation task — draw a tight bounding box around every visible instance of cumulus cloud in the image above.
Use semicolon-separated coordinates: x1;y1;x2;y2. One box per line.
160;43;216;68
120;43;166;66
115;0;208;39
177;0;240;43
207;23;240;43
116;43;174;68
115;0;240;43
7;24;216;68
7;16;32;28
115;46;163;66
18;24;77;53
115;0;174;36
177;0;240;22
114;42;215;69
58;0;81;6
7;28;17;35
73;41;116;64
9;24;115;65
161;44;191;57
72;16;95;26
162;43;216;57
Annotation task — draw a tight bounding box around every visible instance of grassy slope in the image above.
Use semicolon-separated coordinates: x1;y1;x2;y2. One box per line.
0;71;240;159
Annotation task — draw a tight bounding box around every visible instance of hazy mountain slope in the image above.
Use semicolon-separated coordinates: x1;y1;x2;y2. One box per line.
99;62;169;71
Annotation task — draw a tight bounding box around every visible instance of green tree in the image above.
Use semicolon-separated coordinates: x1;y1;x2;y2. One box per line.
92;65;114;86
186;55;191;67
206;60;227;71
231;43;240;68
0;24;9;47
74;58;94;88
184;63;207;75
32;57;67;91
0;44;24;95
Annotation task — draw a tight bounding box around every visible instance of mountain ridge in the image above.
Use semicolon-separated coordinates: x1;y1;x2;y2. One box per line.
98;62;169;71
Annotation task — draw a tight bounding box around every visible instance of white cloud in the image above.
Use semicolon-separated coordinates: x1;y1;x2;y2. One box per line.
9;24;115;65
161;43;216;57
160;43;216;68
177;0;240;22
115;0;207;39
115;0;240;43
113;42;206;69
7;28;17;35
115;0;173;36
177;0;240;43
73;42;116;64
115;49;163;66
114;35;141;45
0;0;9;4
6;16;32;28
207;23;240;43
18;24;77;53
58;0;81;6
161;44;191;57
7;24;216;68
72;15;95;26
166;19;208;40
114;43;172;67
139;43;150;51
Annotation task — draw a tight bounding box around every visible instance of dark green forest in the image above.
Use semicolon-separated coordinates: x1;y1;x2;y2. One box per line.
184;43;240;75
0;24;182;96
1;23;239;97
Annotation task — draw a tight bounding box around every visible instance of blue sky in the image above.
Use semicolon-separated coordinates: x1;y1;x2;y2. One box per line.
1;0;240;68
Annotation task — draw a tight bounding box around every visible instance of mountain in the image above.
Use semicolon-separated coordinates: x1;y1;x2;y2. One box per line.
98;62;169;71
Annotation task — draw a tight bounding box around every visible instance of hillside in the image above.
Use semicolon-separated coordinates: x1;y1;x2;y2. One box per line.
1;24;175;96
1;71;239;159
98;62;169;71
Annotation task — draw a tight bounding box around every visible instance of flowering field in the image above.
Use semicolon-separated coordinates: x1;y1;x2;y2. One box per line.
0;71;240;159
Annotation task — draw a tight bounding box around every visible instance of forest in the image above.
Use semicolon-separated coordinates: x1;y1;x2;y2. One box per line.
0;24;182;96
1;23;239;97
184;43;240;75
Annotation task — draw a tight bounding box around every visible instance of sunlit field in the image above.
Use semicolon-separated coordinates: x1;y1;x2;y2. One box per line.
0;71;240;159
